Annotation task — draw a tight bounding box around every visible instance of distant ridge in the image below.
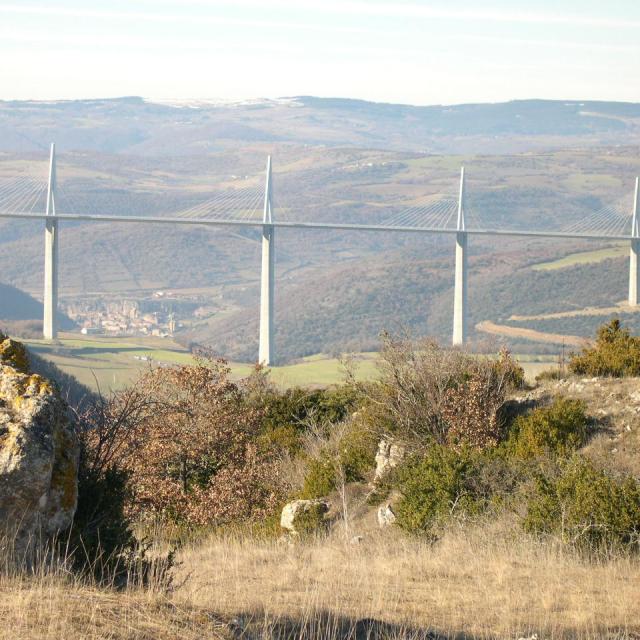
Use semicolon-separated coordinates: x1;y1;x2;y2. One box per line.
0;283;73;328
0;283;43;320
1;96;640;155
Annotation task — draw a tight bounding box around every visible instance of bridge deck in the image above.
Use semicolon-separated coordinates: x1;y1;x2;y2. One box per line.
0;211;633;241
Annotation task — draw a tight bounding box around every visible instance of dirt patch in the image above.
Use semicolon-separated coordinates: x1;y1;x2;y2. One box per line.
476;320;587;347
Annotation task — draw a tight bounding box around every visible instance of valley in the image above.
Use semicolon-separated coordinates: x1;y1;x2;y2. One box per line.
2;97;640;365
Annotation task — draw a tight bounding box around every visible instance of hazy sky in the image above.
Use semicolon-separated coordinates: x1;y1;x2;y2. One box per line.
1;0;639;104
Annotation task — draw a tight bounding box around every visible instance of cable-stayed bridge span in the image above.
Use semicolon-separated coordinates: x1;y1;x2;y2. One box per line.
0;144;638;365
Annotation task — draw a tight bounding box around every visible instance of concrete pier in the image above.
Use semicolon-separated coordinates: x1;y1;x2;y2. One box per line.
629;240;639;306
453;231;467;345
258;156;274;365
43;143;58;340
453;167;467;346
629;178;640;307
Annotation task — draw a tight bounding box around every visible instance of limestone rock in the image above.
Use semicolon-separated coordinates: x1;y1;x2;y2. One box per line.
280;499;329;535
374;438;405;482
0;336;79;552
377;504;396;527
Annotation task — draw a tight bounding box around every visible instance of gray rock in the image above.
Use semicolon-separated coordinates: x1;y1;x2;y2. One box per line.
280;499;329;535
374;438;405;482
377;504;396;527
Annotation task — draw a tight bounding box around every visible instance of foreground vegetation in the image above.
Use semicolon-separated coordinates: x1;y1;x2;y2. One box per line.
3;527;640;640
4;320;640;638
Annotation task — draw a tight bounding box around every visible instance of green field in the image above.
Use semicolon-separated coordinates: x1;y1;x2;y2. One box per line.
531;244;626;271
24;334;379;391
23;333;552;392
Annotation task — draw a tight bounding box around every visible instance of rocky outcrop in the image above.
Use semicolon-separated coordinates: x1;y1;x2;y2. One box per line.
374;438;405;482
0;336;79;553
511;375;640;478
377;504;396;527
280;499;330;536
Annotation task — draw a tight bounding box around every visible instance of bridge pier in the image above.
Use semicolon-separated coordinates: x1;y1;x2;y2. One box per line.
629;178;640;307
630;240;639;306
453;167;467;346
258;156;274;365
453;231;467;345
43;143;58;341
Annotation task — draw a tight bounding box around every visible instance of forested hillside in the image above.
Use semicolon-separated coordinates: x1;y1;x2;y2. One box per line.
189;247;634;362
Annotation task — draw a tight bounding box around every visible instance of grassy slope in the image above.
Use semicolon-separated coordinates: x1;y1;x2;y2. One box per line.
531;244;627;270
23;334;379;391
24;333;550;390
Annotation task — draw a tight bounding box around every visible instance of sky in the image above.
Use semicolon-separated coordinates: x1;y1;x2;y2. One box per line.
1;0;639;105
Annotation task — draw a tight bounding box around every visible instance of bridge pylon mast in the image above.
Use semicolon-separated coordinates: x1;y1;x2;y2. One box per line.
453;166;467;346
629;177;640;306
258;156;274;365
43;143;58;340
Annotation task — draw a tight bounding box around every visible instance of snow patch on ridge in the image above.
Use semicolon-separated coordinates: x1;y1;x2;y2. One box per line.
144;97;303;109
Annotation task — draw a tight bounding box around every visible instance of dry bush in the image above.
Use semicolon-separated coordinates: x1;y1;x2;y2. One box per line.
69;380;159;578
442;349;523;450
122;358;284;527
368;333;522;448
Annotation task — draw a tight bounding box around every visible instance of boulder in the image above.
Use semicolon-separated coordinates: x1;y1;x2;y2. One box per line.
374;438;405;482
377;504;396;527
280;499;329;536
0;337;79;554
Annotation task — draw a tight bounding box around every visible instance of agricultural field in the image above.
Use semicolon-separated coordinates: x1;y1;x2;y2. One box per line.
23;333;379;391
24;332;552;390
531;244;627;271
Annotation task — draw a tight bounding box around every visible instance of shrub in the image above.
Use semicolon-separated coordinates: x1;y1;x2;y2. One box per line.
71;461;136;580
523;457;640;552
300;456;337;499
569;318;640;377
253;383;361;456
291;502;330;536
121;358;284;527
535;368;565;382
68;386;153;582
394;445;511;535
298;419;377;500
506;397;588;460
369;334;523;447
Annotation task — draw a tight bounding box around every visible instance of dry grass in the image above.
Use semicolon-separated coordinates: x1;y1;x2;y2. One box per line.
174;524;640;639
2;523;640;639
0;576;231;640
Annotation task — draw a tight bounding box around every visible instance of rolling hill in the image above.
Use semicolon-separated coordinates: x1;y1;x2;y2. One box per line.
2;97;640;155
